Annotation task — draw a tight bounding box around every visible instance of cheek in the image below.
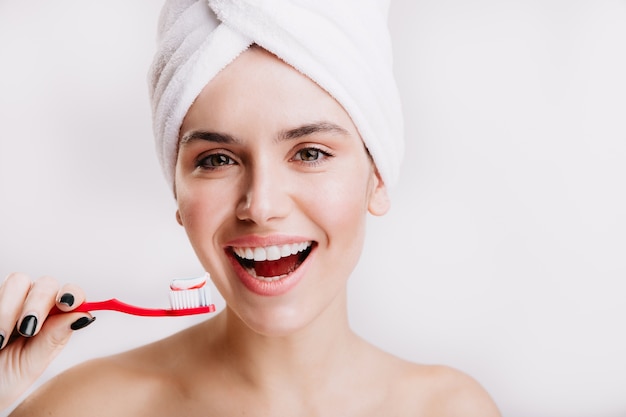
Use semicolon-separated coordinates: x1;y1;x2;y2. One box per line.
304;166;371;248
175;182;231;252
323;161;373;218
176;191;238;285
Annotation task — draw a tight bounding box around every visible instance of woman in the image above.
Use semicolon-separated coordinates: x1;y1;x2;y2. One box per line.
1;1;501;415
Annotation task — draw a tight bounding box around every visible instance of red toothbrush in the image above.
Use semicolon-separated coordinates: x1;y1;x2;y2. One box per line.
50;275;216;317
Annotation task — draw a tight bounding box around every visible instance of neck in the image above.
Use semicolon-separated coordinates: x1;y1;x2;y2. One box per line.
211;290;361;392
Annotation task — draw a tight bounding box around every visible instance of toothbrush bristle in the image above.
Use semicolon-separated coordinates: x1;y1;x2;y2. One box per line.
169;274;211;310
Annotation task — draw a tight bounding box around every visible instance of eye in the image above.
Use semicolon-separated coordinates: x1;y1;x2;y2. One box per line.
291;147;333;164
297;148;320;161
196;153;235;169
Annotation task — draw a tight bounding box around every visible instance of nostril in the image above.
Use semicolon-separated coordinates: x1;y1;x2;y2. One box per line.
235;191;253;221
235;184;291;224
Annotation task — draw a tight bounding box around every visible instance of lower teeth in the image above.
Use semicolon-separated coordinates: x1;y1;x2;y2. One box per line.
246;268;288;282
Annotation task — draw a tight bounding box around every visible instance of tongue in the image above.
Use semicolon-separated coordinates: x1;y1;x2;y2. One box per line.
253;253;301;277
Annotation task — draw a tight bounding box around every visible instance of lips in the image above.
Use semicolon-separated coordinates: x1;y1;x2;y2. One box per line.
230;241;313;281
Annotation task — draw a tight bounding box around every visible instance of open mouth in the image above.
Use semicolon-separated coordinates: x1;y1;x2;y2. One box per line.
230;241;314;282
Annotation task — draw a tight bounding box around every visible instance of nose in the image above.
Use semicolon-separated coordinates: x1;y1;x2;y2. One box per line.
235;162;291;224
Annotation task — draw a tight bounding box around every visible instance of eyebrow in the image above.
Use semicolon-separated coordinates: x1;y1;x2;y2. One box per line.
179;121;350;146
277;122;350;141
179;130;239;145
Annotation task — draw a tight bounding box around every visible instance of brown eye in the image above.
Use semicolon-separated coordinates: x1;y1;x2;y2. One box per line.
197;153;235;169
297;148;321;161
291;146;334;166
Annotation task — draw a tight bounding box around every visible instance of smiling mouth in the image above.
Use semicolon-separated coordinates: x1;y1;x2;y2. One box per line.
230;241;314;282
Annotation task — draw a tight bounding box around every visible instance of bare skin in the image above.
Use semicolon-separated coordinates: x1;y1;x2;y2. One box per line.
0;273;93;411
7;48;501;416
13;309;499;416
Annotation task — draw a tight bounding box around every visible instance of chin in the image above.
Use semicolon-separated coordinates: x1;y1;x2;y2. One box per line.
235;302;320;338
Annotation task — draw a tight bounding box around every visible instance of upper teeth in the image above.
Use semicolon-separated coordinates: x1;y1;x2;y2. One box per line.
232;241;312;261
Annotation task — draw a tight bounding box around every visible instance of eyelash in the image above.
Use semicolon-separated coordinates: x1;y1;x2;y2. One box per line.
290;146;334;166
195;152;236;170
193;146;335;171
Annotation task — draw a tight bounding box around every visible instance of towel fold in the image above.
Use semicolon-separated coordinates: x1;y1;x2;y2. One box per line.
149;0;404;190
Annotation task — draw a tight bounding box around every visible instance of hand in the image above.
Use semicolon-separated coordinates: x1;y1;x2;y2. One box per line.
0;273;95;410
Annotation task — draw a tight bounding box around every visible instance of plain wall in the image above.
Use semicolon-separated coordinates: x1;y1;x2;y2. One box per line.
1;1;625;416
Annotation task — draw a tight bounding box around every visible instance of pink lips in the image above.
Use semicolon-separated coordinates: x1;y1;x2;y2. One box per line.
224;235;316;296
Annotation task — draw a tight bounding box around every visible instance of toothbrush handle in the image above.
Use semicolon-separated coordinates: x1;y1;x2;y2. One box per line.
49;299;216;317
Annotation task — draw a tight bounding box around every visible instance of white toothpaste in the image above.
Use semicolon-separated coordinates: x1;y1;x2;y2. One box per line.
170;274;208;291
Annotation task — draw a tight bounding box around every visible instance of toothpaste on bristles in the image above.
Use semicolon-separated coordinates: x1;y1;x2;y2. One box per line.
169;273;211;310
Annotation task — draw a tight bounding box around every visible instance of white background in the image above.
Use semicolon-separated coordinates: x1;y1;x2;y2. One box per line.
1;1;625;416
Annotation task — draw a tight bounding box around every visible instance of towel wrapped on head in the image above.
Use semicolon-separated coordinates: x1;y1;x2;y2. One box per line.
149;0;404;191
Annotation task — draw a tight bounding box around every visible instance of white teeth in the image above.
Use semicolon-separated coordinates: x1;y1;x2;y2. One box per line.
266;245;281;261
232;241;312;262
253;247;266;261
246;268;287;282
231;241;313;281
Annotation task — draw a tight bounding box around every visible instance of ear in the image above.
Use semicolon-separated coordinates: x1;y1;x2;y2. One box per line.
175;209;184;226
367;169;390;216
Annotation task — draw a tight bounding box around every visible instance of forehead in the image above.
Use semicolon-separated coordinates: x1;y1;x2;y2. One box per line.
180;47;359;138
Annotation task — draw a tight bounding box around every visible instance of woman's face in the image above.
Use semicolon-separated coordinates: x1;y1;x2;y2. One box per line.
175;47;389;336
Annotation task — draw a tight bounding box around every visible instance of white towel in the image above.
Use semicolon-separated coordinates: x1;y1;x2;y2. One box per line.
149;0;404;190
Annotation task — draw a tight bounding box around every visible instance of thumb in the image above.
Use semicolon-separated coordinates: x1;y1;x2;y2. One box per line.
23;312;96;372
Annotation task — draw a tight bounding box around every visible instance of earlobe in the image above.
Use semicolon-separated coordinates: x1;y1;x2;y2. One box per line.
175;209;183;226
368;171;391;216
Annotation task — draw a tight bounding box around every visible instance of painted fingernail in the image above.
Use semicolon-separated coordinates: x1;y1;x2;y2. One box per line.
19;315;38;337
71;316;96;331
59;293;75;307
0;332;5;350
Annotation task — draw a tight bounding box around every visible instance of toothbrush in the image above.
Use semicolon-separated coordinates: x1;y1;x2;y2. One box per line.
49;274;216;317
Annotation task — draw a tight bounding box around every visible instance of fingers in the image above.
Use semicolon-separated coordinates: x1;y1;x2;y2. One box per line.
18;275;59;337
55;283;86;312
0;273;93;349
0;312;95;410
23;312;95;362
0;273;95;409
0;272;32;347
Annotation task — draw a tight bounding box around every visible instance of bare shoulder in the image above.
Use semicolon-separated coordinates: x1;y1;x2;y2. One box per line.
361;344;501;416
10;330;194;417
397;362;502;417
10;359;130;416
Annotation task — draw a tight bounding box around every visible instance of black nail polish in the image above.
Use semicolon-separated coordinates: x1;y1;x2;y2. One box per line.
59;293;75;307
19;315;38;337
71;316;96;331
0;334;5;349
